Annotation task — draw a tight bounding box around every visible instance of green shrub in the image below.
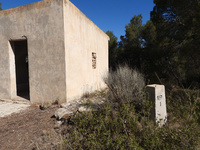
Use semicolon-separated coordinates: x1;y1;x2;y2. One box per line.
63;103;142;149
167;89;200;122
62;101;200;150
59;66;200;149
139;123;200;150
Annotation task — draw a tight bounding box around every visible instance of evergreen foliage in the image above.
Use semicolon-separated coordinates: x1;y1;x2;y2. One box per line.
61;68;200;149
106;0;200;89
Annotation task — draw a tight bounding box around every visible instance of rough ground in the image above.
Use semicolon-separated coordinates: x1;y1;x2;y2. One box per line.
0;91;106;150
0;104;62;150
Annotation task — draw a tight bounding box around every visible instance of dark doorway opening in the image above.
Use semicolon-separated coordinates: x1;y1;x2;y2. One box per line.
10;40;30;100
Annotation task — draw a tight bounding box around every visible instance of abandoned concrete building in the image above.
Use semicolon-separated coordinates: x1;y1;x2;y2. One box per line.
0;0;109;103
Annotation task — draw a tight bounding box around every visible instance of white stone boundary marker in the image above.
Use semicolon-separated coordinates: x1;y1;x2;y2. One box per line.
146;84;167;126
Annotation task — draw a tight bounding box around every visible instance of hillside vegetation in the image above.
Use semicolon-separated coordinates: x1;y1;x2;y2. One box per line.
60;65;200;149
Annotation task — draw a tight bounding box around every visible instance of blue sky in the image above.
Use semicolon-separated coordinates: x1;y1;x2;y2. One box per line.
0;0;155;40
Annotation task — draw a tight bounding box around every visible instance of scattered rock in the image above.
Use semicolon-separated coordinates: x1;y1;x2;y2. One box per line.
54;108;72;120
54;93;106;122
78;106;91;112
55;121;62;128
60;100;81;109
60;102;71;108
61;114;71;120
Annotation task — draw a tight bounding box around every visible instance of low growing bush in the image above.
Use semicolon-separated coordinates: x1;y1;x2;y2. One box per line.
167;88;200;123
59;66;200;150
104;64;145;107
61;101;200;150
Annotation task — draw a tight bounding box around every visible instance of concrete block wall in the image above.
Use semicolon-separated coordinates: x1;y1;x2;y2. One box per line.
0;0;67;103
0;0;109;103
63;0;109;101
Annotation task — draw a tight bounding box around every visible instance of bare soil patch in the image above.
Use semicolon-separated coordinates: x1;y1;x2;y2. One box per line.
0;91;107;150
0;105;63;150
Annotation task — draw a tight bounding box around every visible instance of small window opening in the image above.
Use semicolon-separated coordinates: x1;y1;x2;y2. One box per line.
92;52;96;69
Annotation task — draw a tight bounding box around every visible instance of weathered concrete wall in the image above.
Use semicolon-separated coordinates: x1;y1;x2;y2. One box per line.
63;0;109;101
0;0;66;103
0;0;108;103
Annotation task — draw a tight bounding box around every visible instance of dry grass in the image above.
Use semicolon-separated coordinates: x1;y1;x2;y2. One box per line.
104;64;145;105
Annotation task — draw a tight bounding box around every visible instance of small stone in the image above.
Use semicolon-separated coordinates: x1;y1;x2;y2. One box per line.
55;121;62;128
54;108;72;120
78;106;90;112
60;102;70;108
61;114;70;120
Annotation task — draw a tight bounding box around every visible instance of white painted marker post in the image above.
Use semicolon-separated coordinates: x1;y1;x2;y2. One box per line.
146;84;167;126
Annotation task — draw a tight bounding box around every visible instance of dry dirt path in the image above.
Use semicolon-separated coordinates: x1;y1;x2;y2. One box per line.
0;104;62;150
0;92;105;150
